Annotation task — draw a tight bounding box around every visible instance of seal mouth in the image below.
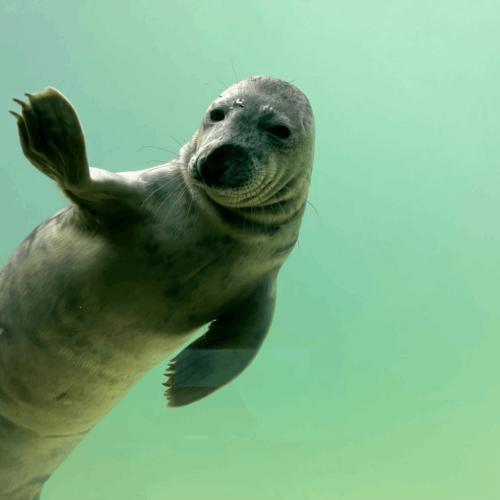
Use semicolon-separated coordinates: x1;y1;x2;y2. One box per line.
189;151;287;209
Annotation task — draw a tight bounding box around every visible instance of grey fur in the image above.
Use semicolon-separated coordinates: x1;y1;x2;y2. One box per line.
0;76;315;499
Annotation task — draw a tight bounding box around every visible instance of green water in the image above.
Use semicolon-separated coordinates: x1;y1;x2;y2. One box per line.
1;0;500;498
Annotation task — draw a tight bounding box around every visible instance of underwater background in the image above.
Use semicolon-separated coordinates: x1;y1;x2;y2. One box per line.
1;0;500;498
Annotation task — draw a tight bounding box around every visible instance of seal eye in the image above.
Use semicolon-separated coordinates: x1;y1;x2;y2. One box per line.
209;109;225;122
268;125;291;139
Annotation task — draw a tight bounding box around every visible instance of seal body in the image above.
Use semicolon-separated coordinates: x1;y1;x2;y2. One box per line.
0;76;315;499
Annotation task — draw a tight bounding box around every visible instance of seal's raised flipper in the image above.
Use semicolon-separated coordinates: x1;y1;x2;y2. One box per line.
163;279;277;407
10;88;144;219
10;88;90;189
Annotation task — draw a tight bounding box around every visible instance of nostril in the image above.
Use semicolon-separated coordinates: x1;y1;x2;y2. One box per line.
192;161;204;182
199;148;229;187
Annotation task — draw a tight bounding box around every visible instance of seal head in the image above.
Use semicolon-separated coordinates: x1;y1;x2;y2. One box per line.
183;76;315;233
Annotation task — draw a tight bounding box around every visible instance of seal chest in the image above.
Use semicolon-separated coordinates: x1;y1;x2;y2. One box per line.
1;75;315;499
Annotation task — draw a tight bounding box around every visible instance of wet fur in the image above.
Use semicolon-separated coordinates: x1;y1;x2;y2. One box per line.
0;76;315;499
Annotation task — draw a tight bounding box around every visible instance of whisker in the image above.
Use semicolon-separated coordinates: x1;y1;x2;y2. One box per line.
183;191;195;232
259;167;312;185
164;135;189;152
137;165;165;182
139;145;178;156
272;198;292;225
141;177;180;207
255;192;270;235
146;159;168;165
211;74;227;90
280;185;319;218
153;184;182;219
230;58;239;83
137;158;184;182
164;186;190;222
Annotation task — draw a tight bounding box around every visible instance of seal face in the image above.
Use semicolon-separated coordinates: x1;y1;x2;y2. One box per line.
188;77;314;220
1;76;315;499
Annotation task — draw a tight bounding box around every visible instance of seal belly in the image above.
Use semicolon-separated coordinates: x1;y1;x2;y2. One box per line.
0;413;89;500
0;216;197;435
0;210;245;436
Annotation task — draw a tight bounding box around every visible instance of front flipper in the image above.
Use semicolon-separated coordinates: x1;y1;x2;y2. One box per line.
164;279;277;407
10;87;91;189
10;88;144;219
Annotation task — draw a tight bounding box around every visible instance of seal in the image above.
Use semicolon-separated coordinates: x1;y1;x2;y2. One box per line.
0;75;315;499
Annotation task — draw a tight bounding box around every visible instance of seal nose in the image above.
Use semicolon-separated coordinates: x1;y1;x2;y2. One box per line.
197;145;251;188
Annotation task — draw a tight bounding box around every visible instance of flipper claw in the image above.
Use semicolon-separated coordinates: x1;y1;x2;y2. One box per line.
8;110;22;120
12;98;26;108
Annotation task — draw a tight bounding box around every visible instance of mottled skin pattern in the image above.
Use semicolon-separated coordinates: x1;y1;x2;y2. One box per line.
0;76;315;499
